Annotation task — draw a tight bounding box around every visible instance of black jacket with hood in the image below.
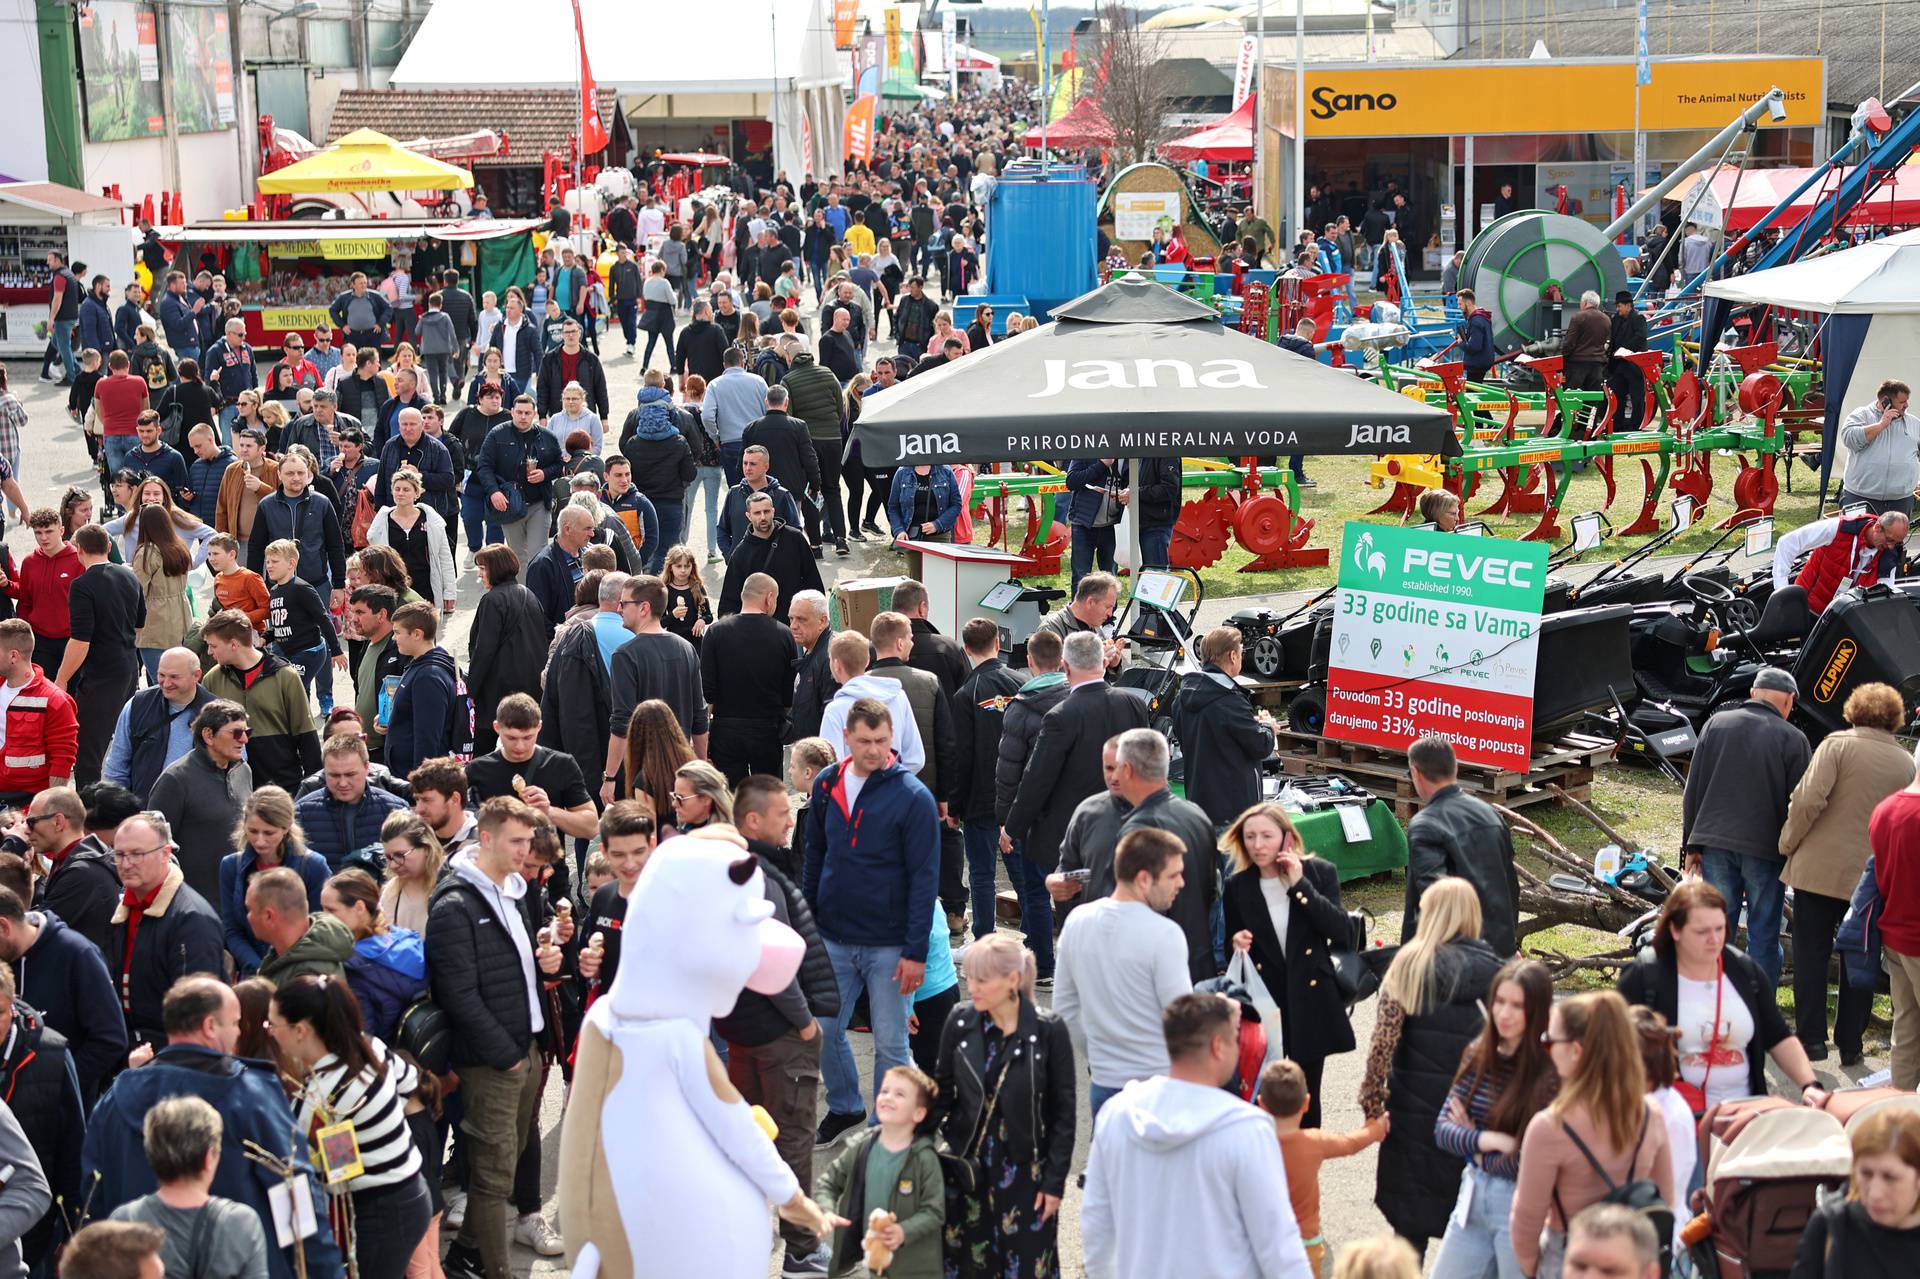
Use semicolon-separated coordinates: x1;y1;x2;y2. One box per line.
713;848;840;1048
1003;679;1150;871
1170;665;1274;827
14;906;127;1105
718;521;823;622
425;860;535;1070
37;835;121;960
386;646;462;778
1;1003;84;1270
541;617;613;786
992;671;1070;825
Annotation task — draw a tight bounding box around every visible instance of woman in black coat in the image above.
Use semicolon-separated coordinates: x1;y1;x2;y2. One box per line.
932;934;1075;1279
1222;801;1355;1129
1791;1106;1920;1279
1359;878;1506;1257
467;543;555;755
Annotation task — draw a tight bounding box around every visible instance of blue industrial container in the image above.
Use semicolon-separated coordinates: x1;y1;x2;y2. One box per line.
982;160;1098;321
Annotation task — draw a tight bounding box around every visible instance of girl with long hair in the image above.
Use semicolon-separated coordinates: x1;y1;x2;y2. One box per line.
659;545;710;650
131;502;194;683
622;699;694;817
1360;878;1506;1259
355;542;423;606
377;810;445;936
106;475;214;565
1510;991;1673;1279
218;786;329;973
1222;800;1355;1129
268;975;431;1279
1429;958;1559;1279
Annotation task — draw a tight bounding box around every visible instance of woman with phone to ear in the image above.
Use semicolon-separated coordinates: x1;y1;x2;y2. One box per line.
1224;801;1355;1129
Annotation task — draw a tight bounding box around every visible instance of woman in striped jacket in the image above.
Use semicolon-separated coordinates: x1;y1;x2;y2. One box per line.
269;974;430;1279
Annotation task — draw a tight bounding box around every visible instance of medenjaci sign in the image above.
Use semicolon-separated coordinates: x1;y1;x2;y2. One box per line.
1324;523;1548;770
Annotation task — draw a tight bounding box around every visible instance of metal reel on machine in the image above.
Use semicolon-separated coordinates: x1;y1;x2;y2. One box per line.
1459;211;1631;354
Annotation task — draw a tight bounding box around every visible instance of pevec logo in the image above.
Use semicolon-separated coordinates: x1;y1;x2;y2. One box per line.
1814;639;1856;702
1310;86;1400;121
1402;546;1536;588
1353;530;1386;579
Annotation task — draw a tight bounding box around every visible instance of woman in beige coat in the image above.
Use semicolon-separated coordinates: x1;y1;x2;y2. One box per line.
1780;681;1915;1064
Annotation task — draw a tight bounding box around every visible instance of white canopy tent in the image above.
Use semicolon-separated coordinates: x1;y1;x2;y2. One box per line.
391;0;845;179
1705;230;1920;501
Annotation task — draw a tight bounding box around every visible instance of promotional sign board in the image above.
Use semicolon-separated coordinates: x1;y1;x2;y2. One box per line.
1232;35;1258;108
1325;524;1548;770
1112;191;1181;240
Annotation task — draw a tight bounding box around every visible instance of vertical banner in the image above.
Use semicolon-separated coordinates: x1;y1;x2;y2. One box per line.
136;9;159;81
1324;525;1547;771
801;113;815;178
1232;35;1257;108
571;0;610;153
885;7;902;71
833;0;859;50
843;94;877;164
941;10;957;94
1636;0;1652;86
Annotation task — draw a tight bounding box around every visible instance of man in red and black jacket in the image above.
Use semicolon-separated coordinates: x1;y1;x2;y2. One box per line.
0;620;76;803
1772;509;1909;613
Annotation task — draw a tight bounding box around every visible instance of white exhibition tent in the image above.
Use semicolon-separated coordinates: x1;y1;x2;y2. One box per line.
1706;229;1920;497
391;0;846;178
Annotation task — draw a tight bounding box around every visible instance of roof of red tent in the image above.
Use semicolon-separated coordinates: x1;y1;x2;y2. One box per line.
1021;97;1112;149
1160;96;1255;163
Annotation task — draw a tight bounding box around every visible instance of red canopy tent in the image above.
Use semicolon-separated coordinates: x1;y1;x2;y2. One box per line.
1673;162;1920;232
1160;96;1255;163
1021;97;1112;149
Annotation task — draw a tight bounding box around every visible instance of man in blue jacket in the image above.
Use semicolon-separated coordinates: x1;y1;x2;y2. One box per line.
1457;287;1497;383
372;405;456;510
0;882;127;1107
803;697;939;1145
202;317;258;405
79;274;116;357
82;975;342;1279
293;733;407;873
155;271;205;364
474;395;565;570
384;603;464;778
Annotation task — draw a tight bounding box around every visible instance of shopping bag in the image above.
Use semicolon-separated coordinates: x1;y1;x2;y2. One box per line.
1225;949;1284;1067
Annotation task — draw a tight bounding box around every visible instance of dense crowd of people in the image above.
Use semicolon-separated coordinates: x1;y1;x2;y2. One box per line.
2;83;1919;1279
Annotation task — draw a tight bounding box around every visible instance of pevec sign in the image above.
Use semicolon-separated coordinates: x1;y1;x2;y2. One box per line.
1289;56;1823;139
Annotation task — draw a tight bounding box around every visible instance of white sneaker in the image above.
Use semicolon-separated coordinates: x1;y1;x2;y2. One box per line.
443;1188;467;1231
514;1212;565;1256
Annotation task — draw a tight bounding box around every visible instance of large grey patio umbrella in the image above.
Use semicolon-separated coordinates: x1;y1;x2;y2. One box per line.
853;273;1454;467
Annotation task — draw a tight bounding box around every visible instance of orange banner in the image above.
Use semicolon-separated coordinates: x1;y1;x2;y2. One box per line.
833;0;858;49
843;94;877;165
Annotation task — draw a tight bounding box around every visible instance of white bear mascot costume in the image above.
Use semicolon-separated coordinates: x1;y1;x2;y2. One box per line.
559;831;836;1277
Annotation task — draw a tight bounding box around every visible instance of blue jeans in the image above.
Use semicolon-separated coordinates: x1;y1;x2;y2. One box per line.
1430;1165;1525;1279
461;482;504;553
1701;847;1786;989
819;939;912;1118
721;440;745;488
139;647;165;686
685;466;725;554
650;501;683;571
1139;523;1173;568
1090;1082;1123;1119
963;821;1001;942
48;318;78;382
1070;524;1117;592
1001;844;1054;978
275;640;335;715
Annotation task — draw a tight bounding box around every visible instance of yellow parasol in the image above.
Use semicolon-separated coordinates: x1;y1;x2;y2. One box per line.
257;129;474;195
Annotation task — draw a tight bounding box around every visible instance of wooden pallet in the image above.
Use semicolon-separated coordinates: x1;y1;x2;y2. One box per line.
1272;728;1619;821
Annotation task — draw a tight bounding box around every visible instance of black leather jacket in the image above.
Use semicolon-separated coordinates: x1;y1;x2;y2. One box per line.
1403;785;1520;956
931;995;1077;1197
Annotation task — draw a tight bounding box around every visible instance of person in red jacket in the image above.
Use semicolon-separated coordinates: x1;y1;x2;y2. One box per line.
1772;509;1909;614
1872;776;1920;1089
0;618;77;802
6;510;80;675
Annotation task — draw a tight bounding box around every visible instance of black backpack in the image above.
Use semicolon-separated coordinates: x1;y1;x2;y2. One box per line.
1558;1111;1675;1278
446;664;477;762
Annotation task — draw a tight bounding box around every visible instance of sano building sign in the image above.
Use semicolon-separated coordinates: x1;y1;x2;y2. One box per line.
1325;524;1548;770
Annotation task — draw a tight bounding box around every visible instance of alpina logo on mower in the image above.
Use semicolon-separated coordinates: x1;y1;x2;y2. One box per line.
1031;358;1263;397
895;432;960;459
1815;639;1857;702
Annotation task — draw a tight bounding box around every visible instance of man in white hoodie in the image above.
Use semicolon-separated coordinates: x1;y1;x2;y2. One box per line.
817;629;925;770
1081;991;1313;1279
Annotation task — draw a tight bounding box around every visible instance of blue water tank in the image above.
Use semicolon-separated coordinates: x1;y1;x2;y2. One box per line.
984;161;1098;320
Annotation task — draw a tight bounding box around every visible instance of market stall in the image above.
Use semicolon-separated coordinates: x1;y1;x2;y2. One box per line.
0;182;130;357
166;218;541;348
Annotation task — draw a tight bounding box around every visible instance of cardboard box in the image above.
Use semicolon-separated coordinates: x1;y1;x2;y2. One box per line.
833;575;912;635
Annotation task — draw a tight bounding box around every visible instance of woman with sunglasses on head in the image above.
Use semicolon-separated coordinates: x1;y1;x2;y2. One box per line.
268;974;431;1279
666;759;731;836
218;784;329;975
376;810;445;936
1223;800;1355;1130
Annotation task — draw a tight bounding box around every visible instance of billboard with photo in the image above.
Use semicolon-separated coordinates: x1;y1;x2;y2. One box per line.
78;1;164;142
166;6;237;133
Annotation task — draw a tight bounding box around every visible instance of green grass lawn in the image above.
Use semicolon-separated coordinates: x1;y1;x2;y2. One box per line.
1007;450;1825;600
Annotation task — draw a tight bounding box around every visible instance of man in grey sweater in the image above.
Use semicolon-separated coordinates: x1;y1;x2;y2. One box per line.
1053;827;1193;1119
1838;379;1920;514
0;1099;49;1279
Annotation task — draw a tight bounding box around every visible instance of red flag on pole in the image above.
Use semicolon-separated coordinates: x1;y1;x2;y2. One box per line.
572;0;610;155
